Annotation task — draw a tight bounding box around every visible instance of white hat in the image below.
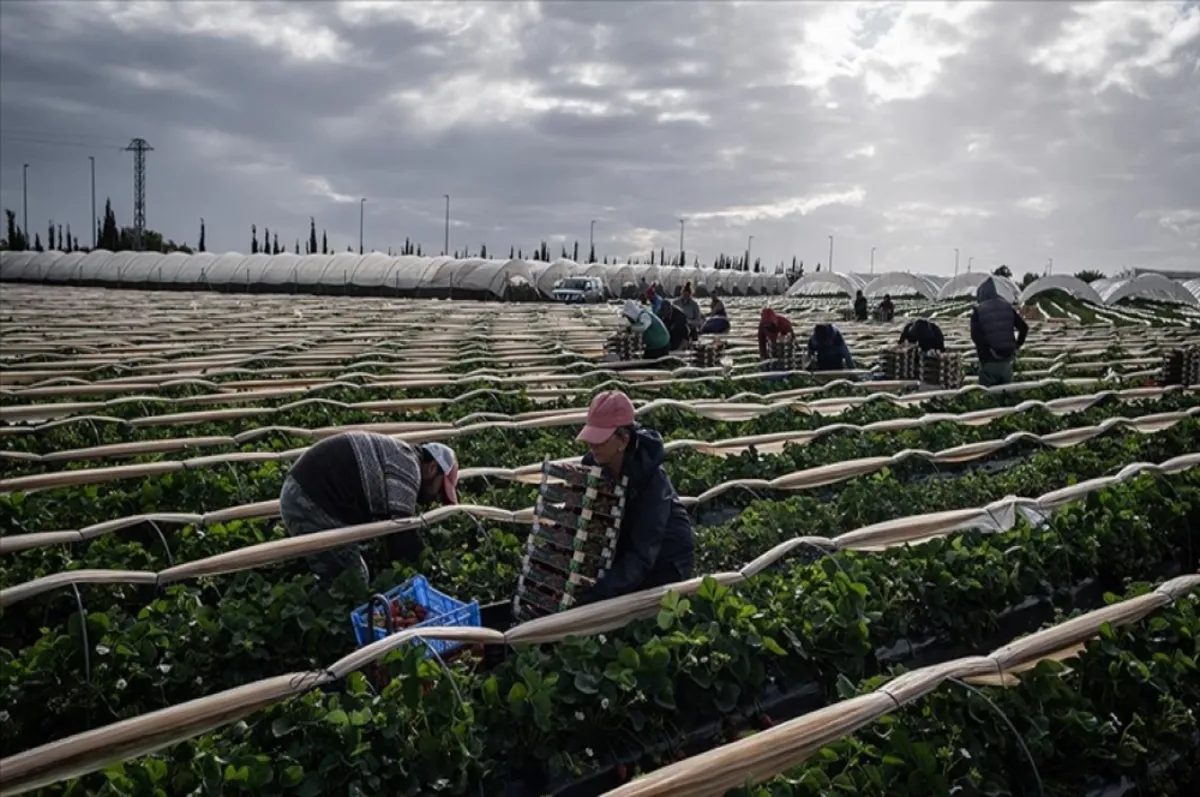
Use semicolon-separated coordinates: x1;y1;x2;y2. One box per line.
622;299;641;321
419;442;459;504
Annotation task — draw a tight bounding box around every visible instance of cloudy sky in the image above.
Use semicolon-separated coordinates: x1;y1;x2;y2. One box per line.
1;0;1197;277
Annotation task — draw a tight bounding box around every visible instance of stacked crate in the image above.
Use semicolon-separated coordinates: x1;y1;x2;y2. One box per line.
1159;347;1200;386
605;330;641;361
881;345;921;381
692;339;726;369
513;461;628;621
767;335;799;371
922;351;964;390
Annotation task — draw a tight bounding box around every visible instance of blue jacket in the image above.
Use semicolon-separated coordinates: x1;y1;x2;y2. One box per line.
577;427;695;604
807;324;855;371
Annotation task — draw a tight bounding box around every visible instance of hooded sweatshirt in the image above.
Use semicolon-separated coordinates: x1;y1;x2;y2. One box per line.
899;319;945;353
970;278;1028;362
807;323;855;370
623;299;670;351
576;427;695;604
758;308;795;360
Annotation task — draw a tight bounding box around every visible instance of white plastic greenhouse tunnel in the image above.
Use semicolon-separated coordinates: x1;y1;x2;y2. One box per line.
937;272;1021;302
0;251;789;300
785;271;866;297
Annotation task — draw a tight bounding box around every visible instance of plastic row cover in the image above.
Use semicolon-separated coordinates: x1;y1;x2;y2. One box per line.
787;269;1200;308
0;251;790;298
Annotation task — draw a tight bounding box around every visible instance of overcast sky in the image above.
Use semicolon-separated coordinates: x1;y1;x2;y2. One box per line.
1;0;1197;276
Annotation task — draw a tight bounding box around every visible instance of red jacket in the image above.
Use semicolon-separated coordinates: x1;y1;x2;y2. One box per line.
758;308;794;360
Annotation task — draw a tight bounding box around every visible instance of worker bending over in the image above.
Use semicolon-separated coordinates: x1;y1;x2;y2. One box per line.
699;295;730;335
573;390;695;604
807;323;856;371
280;432;460;584
899;318;945;354
970;277;1028;387
757;307;794;367
622;299;671;360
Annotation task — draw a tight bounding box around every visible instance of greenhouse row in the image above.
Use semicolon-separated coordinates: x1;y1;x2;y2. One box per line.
788;270;1200;306
0;250;791;299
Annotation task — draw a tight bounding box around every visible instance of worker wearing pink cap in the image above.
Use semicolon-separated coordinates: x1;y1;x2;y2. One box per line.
280;432;460;585
573;390;695;604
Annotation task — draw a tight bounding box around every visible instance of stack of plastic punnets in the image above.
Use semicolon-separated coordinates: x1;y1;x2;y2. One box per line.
1160;347;1200;386
693;338;726;368
767;335;799;371
881;345;921;381
606;331;641;361
922;351;964;389
513;461;628;621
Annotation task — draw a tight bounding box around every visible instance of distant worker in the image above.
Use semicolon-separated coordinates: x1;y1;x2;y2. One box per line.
970;277;1028;387
622;298;671;360
899;318;945;354
877;294;895;322
572;390;695;604
853;290;868;321
807;323;855;371
280;432;460;584
673;282;704;338
699;295;730;335
644;286;663;316
758;307;795;368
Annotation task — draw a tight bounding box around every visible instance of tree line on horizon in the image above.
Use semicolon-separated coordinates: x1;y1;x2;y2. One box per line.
0;205;1108;284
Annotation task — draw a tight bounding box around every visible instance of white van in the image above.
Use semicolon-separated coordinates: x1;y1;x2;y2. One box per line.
552;276;605;304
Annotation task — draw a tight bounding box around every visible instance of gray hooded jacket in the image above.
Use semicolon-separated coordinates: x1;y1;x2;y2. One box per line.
969;278;1028;363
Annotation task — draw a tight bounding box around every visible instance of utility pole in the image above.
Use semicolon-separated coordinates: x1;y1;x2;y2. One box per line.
443;194;450;256
589;219;596;262
967;255;973;272
89;156;96;249
22;164;29;241
122;138;153;251
359;197;366;254
678;218;685;265
954;247;960;276
870;246;876;274
828;235;834;273
747;235;754;270
1047;257;1053;275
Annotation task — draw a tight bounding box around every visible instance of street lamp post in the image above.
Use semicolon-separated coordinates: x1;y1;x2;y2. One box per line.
678;218;685;265
828;235;834;273
22;163;29;243
870;246;876;274
589;219;596;262
1047;257;1053;275
89;156;96;249
747;235;754;270
967;256;974;272
443;194;450;256
954;247;960;276
359;198;366;254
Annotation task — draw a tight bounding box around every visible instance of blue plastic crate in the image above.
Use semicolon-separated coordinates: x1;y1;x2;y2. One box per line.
349;574;481;659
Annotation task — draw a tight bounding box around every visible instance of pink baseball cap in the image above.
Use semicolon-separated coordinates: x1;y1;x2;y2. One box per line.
422;442;459;504
576;390;636;445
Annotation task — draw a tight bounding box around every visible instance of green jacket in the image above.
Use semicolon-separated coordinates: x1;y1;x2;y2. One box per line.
629;307;670;350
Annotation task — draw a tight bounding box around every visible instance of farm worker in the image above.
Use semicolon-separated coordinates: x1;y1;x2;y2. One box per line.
757;307;794;366
970;277;1028;387
279;432;460;584
899;318;946;354
673;281;704;337
622;298;671;360
807;323;855;371
699;295;730;335
877;294;895;322
644;286;663;316
659;300;692;351
853;290;868;321
572;390;695;605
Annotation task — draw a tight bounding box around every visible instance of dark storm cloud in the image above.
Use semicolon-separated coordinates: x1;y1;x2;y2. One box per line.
1;0;1197;273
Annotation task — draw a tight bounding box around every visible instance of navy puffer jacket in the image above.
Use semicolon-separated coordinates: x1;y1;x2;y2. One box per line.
970;278;1028;362
576;427;695;604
